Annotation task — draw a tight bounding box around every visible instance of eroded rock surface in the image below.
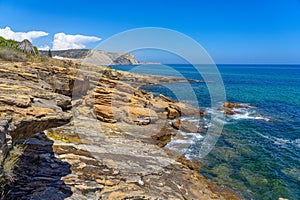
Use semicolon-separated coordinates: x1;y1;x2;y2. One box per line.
0;59;240;199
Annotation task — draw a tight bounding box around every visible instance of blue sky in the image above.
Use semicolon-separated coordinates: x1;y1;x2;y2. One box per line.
0;0;300;64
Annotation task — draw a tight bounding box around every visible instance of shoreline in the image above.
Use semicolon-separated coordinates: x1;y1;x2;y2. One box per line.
0;58;241;199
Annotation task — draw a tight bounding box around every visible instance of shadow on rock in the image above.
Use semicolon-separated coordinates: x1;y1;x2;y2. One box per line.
5;132;72;200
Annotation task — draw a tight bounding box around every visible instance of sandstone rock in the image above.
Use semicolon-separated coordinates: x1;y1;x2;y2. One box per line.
127;107;157;125
172;119;181;130
171;102;201;117
157;94;175;103
0;58;240;200
176;155;202;171
103;69;121;80
224;101;250;109
0;94;31;108
151;125;175;147
94;105;117;123
172;120;199;133
219;101;249;115
166;106;180;119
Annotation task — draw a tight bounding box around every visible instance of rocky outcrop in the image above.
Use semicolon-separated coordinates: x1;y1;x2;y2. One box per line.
0;57;240;199
172;119;200;133
40;49;139;65
219;101;250;115
17;39;36;55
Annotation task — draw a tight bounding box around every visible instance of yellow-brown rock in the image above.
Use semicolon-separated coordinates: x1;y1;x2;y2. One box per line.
172;119;199;133
166;106;180;119
0;56;240;200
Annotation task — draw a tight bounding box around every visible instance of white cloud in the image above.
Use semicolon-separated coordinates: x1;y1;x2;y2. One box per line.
38;45;50;50
52;33;101;50
0;26;48;42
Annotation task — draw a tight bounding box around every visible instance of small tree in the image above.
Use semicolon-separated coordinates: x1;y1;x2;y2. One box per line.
48;49;52;58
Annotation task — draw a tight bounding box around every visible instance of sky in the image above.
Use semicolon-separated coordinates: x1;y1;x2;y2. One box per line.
0;0;300;64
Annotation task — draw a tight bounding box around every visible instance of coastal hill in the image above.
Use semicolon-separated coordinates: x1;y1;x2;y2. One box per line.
0;39;240;199
40;49;139;65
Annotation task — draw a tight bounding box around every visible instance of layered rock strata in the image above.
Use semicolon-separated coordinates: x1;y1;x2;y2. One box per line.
0;59;240;199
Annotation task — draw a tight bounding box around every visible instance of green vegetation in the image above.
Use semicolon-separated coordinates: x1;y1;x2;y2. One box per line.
48;49;52;57
0;144;25;199
0;36;40;61
2;145;24;182
33;46;39;55
0;36;19;50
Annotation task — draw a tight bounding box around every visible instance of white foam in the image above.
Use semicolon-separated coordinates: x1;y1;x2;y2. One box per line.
165;129;204;153
205;103;271;122
226;107;271;122
255;131;299;148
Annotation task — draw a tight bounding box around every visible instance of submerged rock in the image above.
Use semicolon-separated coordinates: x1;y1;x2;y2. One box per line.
224;101;250;109
219;101;250;115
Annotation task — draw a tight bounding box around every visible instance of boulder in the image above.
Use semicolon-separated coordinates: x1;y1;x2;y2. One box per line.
151;125;175;147
219;101;249;115
224;101;250;108
172;120;199;133
94;105;117;123
126;107;158;125
166;106;180;119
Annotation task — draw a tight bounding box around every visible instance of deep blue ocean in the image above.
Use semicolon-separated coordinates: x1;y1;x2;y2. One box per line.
111;64;300;200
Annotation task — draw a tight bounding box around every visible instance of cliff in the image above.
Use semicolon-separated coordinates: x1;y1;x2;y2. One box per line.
17;39;37;55
0;55;240;199
40;49;139;65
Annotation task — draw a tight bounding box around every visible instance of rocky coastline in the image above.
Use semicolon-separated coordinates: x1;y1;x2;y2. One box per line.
0;56;241;199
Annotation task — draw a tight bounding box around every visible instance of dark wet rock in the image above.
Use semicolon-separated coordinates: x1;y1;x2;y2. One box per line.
30;187;69;200
4;132;72;200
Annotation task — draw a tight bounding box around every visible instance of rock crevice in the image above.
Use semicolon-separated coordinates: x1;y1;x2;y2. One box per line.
0;59;240;199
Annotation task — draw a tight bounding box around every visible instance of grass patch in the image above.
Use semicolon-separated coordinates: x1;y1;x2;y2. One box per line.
0;144;25;199
2;144;24;182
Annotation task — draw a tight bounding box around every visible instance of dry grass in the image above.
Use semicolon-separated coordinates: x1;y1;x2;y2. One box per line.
0;48;28;62
0;144;25;199
2;144;24;182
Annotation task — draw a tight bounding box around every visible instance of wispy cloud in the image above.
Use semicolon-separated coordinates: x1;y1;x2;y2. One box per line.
0;26;48;42
52;33;101;50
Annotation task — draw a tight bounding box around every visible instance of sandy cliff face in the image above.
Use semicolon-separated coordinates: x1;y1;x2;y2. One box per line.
40;49;139;65
0;58;240;199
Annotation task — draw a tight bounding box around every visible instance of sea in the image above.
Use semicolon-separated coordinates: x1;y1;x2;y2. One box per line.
110;64;300;200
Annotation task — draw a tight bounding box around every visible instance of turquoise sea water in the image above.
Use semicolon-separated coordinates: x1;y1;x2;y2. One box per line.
111;64;300;200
